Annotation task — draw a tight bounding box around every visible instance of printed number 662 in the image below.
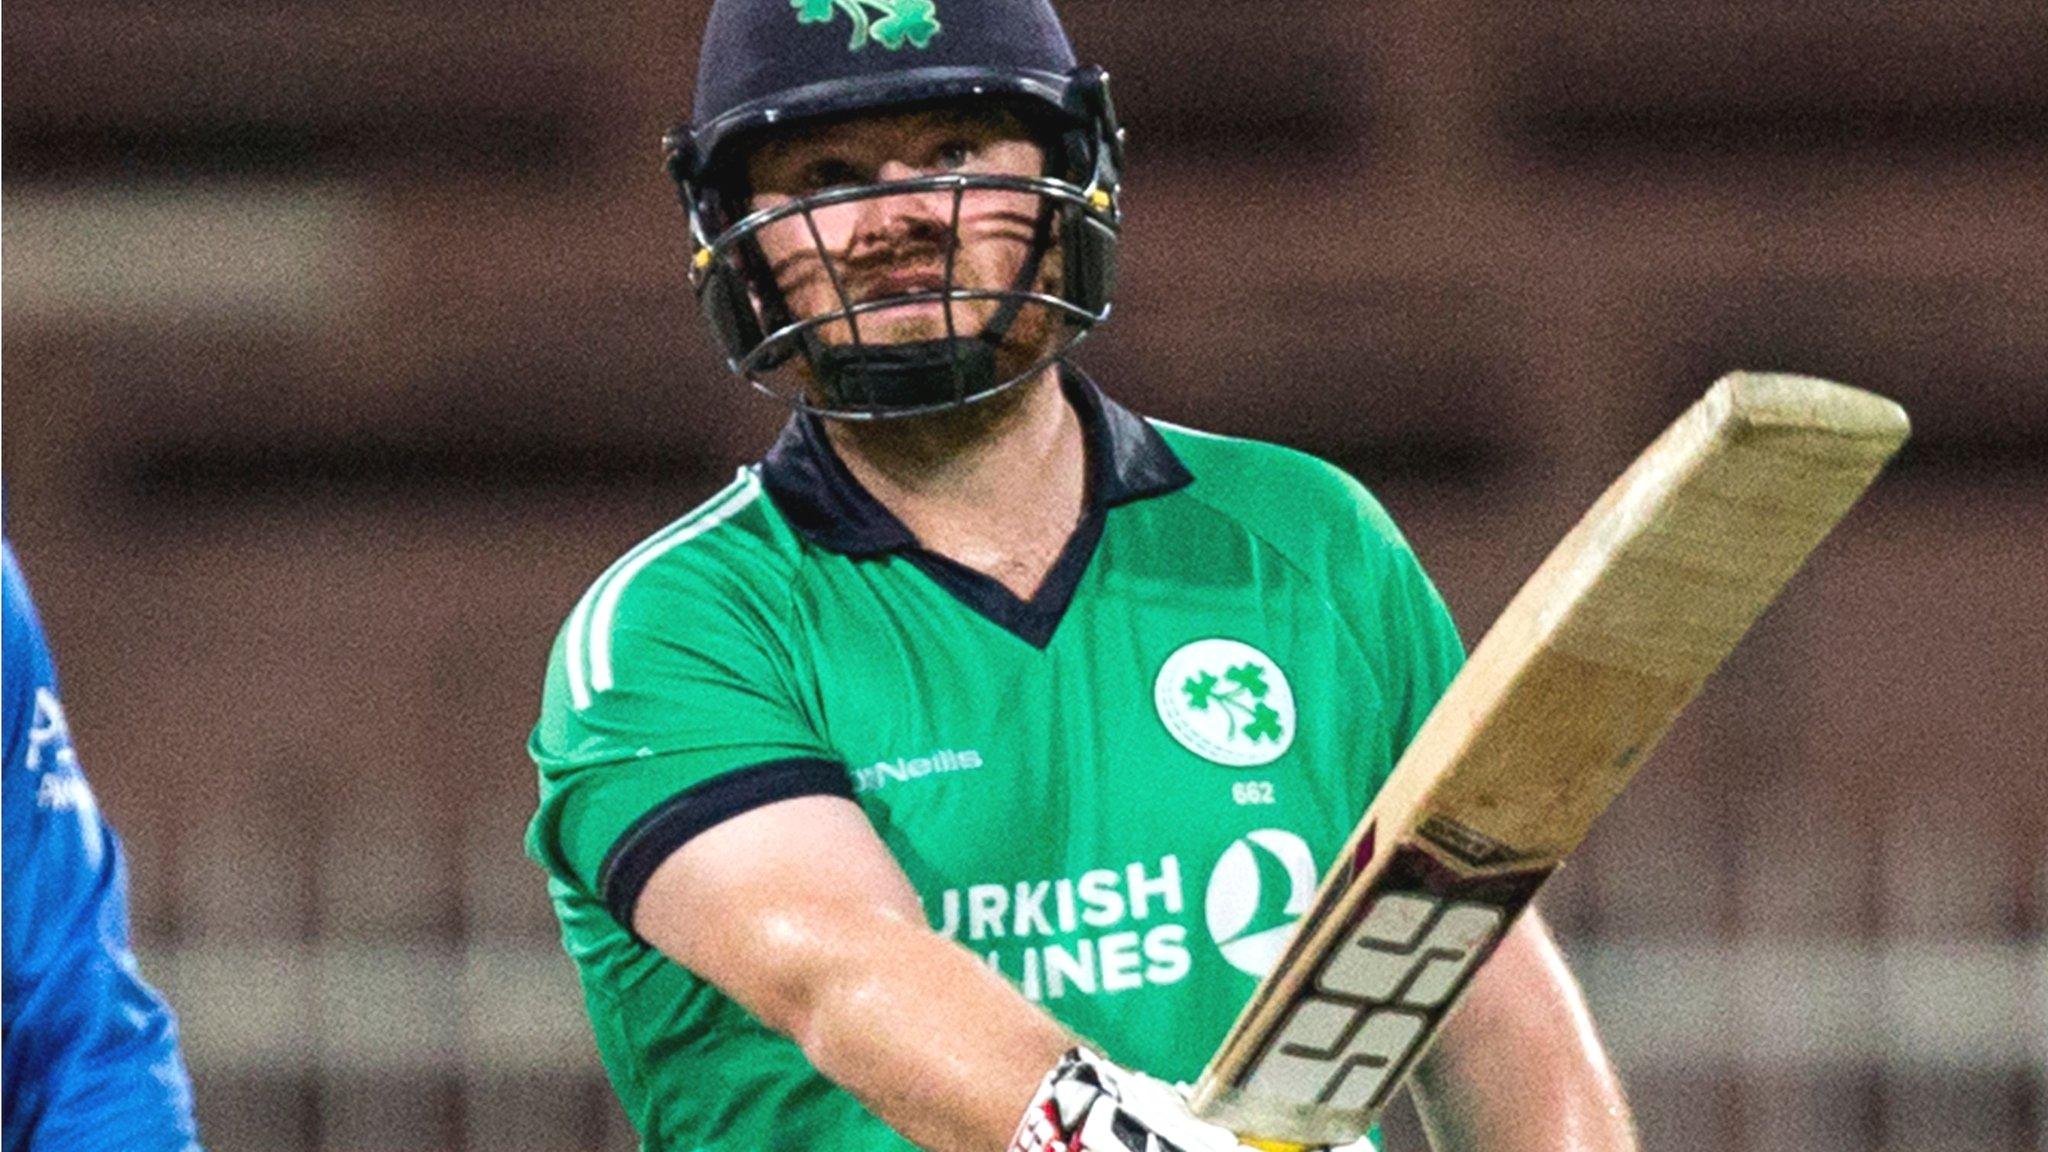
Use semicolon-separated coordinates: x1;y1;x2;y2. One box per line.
1232;781;1276;805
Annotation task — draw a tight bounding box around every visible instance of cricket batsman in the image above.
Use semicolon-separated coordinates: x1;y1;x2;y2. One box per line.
527;2;1637;1149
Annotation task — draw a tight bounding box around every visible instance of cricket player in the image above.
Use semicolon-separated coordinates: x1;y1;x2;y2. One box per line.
527;2;1636;1149
3;540;204;1151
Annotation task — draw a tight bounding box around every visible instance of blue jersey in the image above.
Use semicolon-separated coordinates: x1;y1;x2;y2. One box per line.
3;542;202;1152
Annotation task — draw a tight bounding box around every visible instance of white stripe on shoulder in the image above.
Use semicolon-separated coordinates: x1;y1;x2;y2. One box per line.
566;471;745;709
565;468;763;710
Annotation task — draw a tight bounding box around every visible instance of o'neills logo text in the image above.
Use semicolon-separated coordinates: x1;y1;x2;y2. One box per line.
933;857;1192;1002
853;748;984;794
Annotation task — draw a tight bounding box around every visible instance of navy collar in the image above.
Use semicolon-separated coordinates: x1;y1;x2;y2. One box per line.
757;366;1192;648
760;366;1192;559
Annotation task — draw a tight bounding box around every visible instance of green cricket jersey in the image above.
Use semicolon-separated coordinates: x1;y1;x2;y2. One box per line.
527;370;1465;1151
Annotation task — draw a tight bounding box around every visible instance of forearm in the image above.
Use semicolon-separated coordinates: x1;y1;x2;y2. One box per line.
634;798;1073;1152
787;911;1074;1152
1410;912;1635;1152
628;794;1276;1152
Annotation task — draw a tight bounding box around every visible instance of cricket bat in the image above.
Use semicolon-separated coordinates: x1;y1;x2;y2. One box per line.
1188;372;1909;1149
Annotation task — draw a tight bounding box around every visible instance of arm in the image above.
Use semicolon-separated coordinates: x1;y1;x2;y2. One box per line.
535;552;1265;1152
2;787;204;1152
1409;908;1636;1152
2;545;203;1151
634;793;1072;1152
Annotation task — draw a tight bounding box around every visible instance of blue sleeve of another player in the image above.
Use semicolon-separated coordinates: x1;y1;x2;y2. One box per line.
2;545;203;1152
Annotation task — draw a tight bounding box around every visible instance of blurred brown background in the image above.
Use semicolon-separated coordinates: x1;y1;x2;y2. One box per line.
4;2;2045;1150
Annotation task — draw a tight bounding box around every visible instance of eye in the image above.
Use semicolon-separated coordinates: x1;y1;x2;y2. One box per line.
933;139;977;169
800;159;865;192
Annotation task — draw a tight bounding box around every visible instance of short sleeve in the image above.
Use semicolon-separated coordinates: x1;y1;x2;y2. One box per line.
1377;533;1466;751
1324;469;1468;779
525;556;849;929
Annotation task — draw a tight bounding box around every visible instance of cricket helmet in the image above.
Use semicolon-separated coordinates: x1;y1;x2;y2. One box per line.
665;0;1125;419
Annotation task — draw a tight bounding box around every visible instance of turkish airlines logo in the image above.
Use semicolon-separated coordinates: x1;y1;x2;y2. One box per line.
1204;830;1318;976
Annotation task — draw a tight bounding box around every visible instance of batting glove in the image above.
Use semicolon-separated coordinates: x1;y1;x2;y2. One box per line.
1009;1048;1268;1152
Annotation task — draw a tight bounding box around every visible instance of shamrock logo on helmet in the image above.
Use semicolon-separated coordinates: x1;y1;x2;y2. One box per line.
793;0;942;51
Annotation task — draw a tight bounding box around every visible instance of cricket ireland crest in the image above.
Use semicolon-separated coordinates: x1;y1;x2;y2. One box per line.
1154;638;1297;767
793;0;941;51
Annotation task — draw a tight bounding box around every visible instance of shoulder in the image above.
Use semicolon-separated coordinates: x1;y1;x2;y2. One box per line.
2;543;93;836
4;541;47;663
1150;420;1414;562
4;542;54;763
548;468;797;711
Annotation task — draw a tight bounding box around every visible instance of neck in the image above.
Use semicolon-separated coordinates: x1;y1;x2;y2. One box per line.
824;365;1088;596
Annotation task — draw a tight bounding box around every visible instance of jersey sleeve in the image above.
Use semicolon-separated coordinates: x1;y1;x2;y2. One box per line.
1325;470;1468;785
1378;522;1466;749
525;550;848;930
2;544;204;1152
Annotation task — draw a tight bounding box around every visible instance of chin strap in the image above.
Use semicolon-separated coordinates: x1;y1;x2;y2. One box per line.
809;337;1002;411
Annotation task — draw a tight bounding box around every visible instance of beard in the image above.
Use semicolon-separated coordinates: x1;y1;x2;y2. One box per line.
791;243;1068;388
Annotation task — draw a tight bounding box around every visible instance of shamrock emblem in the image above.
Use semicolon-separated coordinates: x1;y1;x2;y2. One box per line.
793;0;941;51
1183;660;1286;745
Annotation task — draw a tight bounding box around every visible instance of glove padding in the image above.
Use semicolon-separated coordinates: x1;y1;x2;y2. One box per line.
1009;1048;1261;1152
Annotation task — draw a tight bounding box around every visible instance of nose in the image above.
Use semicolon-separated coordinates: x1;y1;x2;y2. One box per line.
876;158;925;183
849;161;956;251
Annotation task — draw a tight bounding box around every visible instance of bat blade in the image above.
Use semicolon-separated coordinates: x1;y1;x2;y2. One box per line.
1189;373;1909;1147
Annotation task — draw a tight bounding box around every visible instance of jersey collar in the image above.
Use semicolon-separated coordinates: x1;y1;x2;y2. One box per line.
759;365;1192;559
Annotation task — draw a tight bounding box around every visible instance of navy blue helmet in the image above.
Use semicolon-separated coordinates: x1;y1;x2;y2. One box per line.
666;0;1124;418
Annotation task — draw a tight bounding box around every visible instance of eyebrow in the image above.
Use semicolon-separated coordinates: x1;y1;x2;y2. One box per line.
750;107;1031;187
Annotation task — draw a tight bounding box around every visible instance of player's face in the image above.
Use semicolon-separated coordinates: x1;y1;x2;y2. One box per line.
743;106;1054;352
